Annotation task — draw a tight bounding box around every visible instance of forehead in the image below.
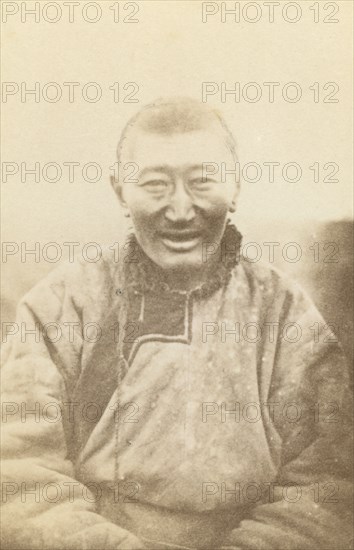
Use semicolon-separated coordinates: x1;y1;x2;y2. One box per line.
124;128;234;172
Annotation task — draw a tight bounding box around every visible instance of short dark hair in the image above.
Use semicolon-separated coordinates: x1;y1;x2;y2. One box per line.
116;97;238;164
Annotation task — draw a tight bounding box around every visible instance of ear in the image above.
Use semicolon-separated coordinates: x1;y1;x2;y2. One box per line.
229;188;239;213
110;175;130;216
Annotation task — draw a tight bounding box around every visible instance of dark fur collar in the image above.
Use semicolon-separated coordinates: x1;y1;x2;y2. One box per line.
123;222;242;299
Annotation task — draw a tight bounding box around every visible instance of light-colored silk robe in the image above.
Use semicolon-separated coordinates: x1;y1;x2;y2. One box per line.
1;250;352;549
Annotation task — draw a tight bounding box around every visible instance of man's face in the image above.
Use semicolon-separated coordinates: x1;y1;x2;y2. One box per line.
119;127;237;272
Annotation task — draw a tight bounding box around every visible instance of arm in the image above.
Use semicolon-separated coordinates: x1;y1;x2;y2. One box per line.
1;264;144;550
223;285;353;550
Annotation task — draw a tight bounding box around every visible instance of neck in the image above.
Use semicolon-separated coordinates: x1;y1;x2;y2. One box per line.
162;257;219;292
163;269;206;293
124;223;242;298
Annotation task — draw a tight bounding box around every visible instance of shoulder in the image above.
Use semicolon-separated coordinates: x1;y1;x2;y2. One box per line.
23;247;122;310
231;257;317;317
236;257;302;293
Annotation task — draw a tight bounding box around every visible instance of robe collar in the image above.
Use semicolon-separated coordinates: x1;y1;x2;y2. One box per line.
123;222;243;299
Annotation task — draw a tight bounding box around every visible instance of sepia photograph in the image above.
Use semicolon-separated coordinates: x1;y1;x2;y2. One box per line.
1;2;353;549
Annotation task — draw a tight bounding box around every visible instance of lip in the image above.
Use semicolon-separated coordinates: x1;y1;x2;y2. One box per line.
159;231;202;252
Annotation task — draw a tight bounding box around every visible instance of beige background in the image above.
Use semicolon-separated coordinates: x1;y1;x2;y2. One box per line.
1;0;353;360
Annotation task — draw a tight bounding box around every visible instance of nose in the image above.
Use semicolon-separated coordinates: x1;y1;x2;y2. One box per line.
165;180;195;223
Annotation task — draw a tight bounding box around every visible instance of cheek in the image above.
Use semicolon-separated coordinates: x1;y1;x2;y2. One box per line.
199;194;230;220
124;187;164;215
124;191;158;219
129;208;160;241
199;184;233;206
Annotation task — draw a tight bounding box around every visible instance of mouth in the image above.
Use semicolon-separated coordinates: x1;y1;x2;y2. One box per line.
159;230;202;252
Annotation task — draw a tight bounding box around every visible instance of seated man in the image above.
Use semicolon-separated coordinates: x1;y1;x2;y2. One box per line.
1;98;352;550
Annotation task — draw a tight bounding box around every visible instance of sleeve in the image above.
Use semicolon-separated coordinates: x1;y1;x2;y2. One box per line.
1;264;144;550
223;282;353;550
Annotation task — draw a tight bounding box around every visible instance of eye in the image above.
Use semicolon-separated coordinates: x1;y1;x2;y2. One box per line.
189;177;214;189
141;180;168;193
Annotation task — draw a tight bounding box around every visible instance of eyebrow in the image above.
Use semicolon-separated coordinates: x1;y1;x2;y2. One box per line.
139;164;205;177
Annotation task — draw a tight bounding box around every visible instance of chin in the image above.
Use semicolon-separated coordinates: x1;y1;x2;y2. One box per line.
154;252;204;272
